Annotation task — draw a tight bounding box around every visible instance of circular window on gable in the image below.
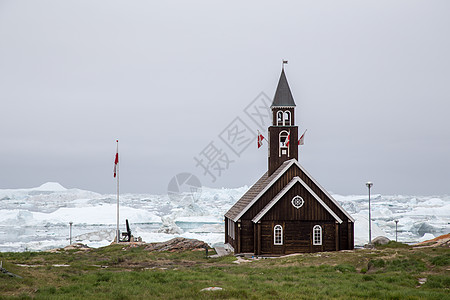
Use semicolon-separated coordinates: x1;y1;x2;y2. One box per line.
291;196;304;209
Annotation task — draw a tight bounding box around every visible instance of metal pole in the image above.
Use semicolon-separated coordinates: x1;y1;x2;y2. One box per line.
366;182;373;246
69;222;73;245
395;220;398;242
116;140;120;243
369;186;371;244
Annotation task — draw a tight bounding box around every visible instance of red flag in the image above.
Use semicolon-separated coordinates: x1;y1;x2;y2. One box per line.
257;131;265;148
113;140;119;178
286;133;290;147
298;129;307;145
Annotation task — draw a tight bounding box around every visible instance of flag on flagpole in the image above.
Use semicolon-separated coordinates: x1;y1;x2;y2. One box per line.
298;129;307;145
257;130;265;148
113;140;119;178
286;133;290;147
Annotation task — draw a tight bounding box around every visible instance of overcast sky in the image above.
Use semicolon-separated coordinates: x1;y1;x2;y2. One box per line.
0;0;449;195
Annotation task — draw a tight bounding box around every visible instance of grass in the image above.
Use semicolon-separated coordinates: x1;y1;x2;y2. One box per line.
0;242;449;299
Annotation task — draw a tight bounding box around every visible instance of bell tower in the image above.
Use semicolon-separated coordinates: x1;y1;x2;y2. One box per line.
268;68;298;175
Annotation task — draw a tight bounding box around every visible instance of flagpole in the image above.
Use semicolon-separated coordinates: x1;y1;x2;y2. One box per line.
116;140;120;243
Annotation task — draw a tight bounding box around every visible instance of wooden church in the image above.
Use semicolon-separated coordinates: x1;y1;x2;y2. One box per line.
224;68;354;255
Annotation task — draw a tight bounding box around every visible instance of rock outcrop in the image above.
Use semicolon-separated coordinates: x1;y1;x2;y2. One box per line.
144;237;208;252
414;233;450;248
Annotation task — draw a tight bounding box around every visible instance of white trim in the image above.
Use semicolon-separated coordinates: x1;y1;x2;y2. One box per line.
274;224;283;245
252;177;343;224
232;158;354;223
227;218;235;240
279;130;289;157
291;195;304;209
284;111;291;126
313;225;322;245
294;161;355;222
232;160;296;222
276;110;283;126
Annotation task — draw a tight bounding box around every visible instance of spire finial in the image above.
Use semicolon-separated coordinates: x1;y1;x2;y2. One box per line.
282;59;288;70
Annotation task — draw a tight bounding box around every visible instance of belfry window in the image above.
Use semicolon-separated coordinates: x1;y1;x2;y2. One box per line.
284;111;291;126
274;224;283;245
279;131;289;156
277;111;283;126
313;225;322;245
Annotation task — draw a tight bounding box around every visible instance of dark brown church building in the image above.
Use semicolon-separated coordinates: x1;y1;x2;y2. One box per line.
225;69;354;255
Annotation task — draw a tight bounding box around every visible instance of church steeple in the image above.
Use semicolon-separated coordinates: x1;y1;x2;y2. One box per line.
268;68;298;175
271;69;296;108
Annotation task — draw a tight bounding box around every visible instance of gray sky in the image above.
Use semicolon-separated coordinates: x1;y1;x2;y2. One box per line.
0;0;449;195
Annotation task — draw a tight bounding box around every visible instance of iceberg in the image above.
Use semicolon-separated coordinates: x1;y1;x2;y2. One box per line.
0;182;448;252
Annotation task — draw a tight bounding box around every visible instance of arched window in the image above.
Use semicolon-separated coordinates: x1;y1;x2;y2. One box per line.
279;131;289;156
284;111;291;126
274;224;283;245
277;111;283;126
313;225;322;245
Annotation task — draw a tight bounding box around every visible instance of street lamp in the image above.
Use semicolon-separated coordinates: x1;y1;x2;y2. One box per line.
366;182;373;245
69;222;73;245
395;220;399;242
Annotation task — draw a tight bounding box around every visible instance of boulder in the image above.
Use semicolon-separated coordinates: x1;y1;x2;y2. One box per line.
372;236;390;245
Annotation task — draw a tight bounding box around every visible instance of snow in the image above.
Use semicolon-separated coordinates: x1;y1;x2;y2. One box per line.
0;182;449;252
353;213;387;246
418;233;436;242
34;182;67;192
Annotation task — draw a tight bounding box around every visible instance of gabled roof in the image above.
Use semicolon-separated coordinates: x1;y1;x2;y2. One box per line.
252;176;343;224
224;160;291;221
224;159;355;223
271;69;296;107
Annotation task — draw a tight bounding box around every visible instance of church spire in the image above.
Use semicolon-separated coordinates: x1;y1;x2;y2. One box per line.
271;68;296;108
268;67;298;175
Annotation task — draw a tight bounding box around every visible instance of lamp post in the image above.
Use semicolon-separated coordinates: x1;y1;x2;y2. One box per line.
395;220;399;242
366;182;373;245
69;222;73;245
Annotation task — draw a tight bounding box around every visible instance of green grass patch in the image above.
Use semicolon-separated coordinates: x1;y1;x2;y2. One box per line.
368;257;426;273
376;241;411;249
424;275;450;289
429;253;450;266
0;244;449;299
334;264;356;273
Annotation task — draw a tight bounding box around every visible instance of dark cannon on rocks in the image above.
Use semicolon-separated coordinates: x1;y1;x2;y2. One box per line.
121;219;132;242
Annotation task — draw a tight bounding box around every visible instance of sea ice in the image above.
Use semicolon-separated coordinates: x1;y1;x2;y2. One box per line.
0;182;448;252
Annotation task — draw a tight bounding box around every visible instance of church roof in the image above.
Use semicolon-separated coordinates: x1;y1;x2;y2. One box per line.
224;159;355;223
252;176;343;224
224;160;291;221
271;69;296;107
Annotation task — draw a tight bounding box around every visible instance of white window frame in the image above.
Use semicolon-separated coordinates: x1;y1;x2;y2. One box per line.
277;111;283;126
279;130;290;157
284;111;291;126
227;219;235;240
313;225;322;245
274;224;283;245
291;195;304;209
